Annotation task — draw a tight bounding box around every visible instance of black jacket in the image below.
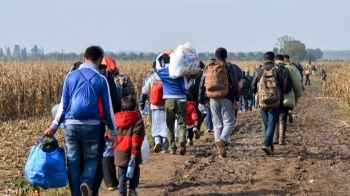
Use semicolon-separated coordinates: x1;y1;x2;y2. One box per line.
57;62;121;114
187;71;203;103
251;62;291;106
199;60;240;104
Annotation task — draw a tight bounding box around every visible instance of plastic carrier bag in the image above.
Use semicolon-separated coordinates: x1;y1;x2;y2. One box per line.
25;136;68;188
141;136;150;164
169;43;200;79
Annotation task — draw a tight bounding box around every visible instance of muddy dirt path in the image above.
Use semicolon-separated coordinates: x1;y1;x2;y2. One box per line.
101;84;350;196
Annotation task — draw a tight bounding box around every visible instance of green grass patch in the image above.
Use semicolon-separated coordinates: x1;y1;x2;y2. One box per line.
312;82;323;91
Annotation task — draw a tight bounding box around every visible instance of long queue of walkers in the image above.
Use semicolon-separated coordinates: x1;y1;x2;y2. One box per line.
45;45;313;196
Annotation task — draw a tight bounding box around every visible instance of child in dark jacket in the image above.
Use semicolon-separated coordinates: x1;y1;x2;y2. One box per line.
114;96;145;196
186;93;200;145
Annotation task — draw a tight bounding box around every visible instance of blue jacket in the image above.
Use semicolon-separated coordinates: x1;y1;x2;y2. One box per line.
158;67;187;99
50;63;117;135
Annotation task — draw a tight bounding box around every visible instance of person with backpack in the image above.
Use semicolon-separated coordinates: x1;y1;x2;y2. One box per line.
251;52;287;155
141;64;169;153
274;54;300;145
156;50;194;155
45;46;118;196
311;64;317;76
198;48;240;158
239;71;250;112
56;56;121;195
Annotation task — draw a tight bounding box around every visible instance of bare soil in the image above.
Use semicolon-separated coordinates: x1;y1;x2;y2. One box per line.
1;81;350;196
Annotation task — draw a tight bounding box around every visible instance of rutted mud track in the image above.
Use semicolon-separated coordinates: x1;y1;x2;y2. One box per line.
103;85;350;196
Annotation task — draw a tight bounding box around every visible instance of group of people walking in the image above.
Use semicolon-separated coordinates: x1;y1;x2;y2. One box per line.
45;45;306;196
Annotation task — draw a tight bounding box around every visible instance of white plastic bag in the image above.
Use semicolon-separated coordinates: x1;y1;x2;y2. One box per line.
141;136;150;164
169;43;200;78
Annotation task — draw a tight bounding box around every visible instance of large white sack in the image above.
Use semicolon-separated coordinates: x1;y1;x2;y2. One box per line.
169;43;200;79
141;136;150;164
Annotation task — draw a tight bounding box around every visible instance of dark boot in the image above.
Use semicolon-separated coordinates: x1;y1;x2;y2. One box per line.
279;124;287;145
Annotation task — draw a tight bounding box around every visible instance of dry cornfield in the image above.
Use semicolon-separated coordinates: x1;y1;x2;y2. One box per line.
0;60;261;121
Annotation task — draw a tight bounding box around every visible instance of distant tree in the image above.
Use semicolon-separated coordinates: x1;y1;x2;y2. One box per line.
118;52;128;61
128;52;138;60
273;47;279;55
305;53;316;62
306;48;323;60
138;52;147;60
246;52;255;61
0;48;3;58
13;45;21;58
146;52;157;61
255;52;264;61
227;52;236;61
198;52;207;61
276;35;295;53
6;47;11;57
284;40;307;62
236;52;246;61
207;53;215;59
21;48;28;60
31;45;39;55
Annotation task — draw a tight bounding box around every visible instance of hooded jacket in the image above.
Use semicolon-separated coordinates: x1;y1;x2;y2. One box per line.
114;111;145;167
198;59;240;104
283;64;302;107
186;101;198;128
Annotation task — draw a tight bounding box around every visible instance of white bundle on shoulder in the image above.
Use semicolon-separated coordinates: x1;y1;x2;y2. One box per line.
169;42;201;79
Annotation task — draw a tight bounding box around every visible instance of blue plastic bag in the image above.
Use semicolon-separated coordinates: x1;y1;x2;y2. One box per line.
25;136;68;188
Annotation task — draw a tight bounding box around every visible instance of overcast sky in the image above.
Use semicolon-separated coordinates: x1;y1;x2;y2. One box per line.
1;0;349;53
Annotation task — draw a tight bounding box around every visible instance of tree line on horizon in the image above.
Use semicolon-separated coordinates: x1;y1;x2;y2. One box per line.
2;36;347;62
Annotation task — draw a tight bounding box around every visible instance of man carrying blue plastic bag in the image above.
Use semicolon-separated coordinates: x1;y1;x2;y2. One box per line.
45;46;118;196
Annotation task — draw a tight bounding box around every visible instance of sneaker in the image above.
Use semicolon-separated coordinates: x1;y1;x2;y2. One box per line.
128;189;138;196
193;128;200;139
239;110;242;113
188;139;193;146
162;150;170;154
170;146;177;154
199;130;205;135
215;140;227;158
80;183;92;196
249;106;252;111
153;143;161;153
179;141;186;155
288;113;294;123
108;186;118;191
207;129;213;133
175;137;179;142
261;146;274;155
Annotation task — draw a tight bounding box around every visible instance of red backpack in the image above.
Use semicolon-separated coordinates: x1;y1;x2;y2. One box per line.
150;73;166;106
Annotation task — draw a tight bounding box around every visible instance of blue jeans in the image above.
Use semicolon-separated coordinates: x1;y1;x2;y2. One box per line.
253;93;257;108
239;95;249;111
65;125;100;196
260;108;280;146
206;108;213;130
118;166;140;195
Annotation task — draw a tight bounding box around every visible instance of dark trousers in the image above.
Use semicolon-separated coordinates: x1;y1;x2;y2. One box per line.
79;123;105;195
305;74;311;85
194;101;204;130
118;166;140;195
103;157;119;188
187;127;194;140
